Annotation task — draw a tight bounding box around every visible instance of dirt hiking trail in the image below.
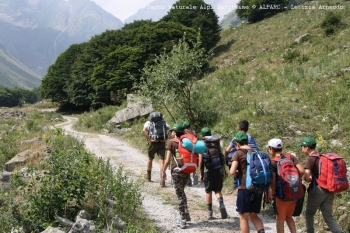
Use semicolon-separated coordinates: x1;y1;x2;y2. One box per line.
55;116;291;233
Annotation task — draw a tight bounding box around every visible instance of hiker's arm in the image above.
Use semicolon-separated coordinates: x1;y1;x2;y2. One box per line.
269;172;276;201
142;127;151;141
198;154;204;181
304;169;312;183
229;161;238;176
162;150;171;179
224;144;232;156
296;163;305;177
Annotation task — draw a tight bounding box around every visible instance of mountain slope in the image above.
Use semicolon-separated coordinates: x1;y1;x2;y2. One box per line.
0;45;41;89
0;0;124;86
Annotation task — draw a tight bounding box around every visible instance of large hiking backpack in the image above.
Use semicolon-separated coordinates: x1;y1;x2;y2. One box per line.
274;154;304;201
311;153;349;193
226;134;258;167
148;112;168;141
203;136;224;171
245;149;272;193
173;134;206;174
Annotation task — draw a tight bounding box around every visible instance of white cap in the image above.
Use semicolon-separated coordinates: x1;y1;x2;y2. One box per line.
267;138;283;149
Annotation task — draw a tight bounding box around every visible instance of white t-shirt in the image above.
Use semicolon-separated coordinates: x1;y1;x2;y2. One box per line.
143;120;170;130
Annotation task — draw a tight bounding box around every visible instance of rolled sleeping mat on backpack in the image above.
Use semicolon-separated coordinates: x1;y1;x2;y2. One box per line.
181;138;206;154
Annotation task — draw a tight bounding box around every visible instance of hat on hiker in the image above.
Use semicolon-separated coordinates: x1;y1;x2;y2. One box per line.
183;120;191;128
297;137;316;147
267;138;283;149
200;127;211;136
170;123;184;133
234;132;248;143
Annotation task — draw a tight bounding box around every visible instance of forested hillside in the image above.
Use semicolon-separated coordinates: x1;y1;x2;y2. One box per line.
41;0;220;110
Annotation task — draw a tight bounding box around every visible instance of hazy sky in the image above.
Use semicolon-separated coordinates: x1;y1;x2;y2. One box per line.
91;0;155;22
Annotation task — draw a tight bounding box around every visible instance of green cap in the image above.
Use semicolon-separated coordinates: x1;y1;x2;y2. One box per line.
170;123;184;133
297;137;316;147
234;132;248;143
200;127;211;136
183;120;191;128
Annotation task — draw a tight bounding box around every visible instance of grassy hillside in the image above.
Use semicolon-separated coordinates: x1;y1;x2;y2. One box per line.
207;0;350;154
0;46;41;89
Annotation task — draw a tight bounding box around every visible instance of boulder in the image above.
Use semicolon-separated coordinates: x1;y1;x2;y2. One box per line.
108;94;153;125
5;150;48;172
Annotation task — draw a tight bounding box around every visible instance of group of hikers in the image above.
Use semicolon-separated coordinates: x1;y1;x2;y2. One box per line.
142;112;348;232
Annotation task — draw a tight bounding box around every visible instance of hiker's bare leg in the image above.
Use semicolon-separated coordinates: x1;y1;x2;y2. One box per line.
239;213;250;233
206;192;212;204
147;159;153;171
250;213;264;232
215;192;223;199
276;219;285;233
285;217;296;233
159;159;164;175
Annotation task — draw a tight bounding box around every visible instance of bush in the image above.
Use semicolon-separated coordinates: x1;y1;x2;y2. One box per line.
320;11;343;36
5;128;143;232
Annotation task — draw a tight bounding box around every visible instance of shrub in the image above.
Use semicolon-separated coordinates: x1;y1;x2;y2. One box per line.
320;11;343;36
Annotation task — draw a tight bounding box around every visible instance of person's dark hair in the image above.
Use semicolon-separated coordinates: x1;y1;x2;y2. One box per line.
308;144;316;149
269;147;282;152
176;131;184;137
238;120;249;132
236;140;248;145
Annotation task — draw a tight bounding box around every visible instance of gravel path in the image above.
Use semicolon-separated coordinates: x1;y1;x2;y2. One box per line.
55;116;290;233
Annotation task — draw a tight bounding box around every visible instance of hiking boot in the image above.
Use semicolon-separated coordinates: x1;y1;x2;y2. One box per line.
185;212;191;222
219;204;228;219
207;211;214;220
187;178;192;186
144;173;151;182
176;219;186;229
160;179;165;187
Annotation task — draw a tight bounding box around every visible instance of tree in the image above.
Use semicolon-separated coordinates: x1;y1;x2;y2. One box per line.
236;0;289;23
161;0;221;52
136;36;218;128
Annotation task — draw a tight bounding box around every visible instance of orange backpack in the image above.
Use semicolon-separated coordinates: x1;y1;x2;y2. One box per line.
172;134;202;174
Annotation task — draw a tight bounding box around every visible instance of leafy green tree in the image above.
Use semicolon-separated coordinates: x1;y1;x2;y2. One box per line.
161;0;221;52
136;36;217;127
90;46;145;106
41;43;85;104
41;20;197;109
236;0;288;23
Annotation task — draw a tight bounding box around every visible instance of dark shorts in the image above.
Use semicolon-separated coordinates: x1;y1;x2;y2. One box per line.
204;171;223;193
236;189;263;214
148;142;166;160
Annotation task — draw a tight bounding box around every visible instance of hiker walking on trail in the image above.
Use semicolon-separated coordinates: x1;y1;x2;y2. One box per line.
300;137;344;233
224;120;258;189
162;123;191;229
198;127;228;220
268;138;304;233
183;120;199;187
229;132;265;233
142;111;169;187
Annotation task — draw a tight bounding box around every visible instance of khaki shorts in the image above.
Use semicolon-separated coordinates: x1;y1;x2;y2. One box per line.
148;142;166;160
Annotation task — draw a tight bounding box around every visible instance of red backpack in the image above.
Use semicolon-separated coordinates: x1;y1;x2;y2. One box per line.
172;134;200;174
311;153;349;193
273;154;304;201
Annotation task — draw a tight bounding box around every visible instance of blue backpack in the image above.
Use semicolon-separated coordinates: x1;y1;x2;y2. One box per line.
244;149;272;193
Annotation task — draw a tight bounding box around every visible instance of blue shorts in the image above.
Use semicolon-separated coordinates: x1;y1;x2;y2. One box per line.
236;189;263;214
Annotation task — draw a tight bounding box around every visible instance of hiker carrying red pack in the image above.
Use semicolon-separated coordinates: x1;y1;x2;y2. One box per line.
300;136;346;233
268;138;304;233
